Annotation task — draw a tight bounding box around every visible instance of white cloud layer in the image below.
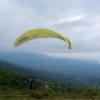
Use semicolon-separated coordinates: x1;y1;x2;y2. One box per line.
0;0;100;61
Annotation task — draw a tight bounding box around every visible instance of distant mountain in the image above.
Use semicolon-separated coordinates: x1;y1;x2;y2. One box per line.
0;52;99;77
0;52;100;87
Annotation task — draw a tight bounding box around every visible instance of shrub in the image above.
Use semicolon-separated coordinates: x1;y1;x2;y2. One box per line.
29;91;42;99
83;85;99;96
42;91;49;97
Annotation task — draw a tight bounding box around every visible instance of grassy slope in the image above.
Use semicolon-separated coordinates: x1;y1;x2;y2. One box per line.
1;86;100;100
0;68;100;100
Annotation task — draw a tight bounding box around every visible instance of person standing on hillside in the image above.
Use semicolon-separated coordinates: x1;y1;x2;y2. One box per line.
27;78;34;90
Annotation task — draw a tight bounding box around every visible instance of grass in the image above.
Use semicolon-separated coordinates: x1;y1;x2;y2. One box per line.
1;86;100;100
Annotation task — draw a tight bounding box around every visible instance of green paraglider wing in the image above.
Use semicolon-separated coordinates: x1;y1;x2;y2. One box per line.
14;28;72;49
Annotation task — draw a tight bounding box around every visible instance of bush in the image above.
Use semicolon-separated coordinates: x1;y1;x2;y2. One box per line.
83;85;99;96
42;91;49;97
0;86;11;90
29;91;42;99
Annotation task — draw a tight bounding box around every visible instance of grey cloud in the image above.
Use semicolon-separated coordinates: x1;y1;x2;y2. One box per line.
11;0;51;14
53;19;92;29
0;0;100;60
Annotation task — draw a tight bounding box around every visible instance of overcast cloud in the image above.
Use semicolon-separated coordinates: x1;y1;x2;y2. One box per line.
0;0;100;61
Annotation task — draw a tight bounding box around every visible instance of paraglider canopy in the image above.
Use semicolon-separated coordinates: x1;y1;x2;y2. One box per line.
14;28;72;49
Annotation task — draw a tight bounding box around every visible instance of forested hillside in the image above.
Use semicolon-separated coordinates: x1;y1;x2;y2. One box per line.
1;60;100;88
0;68;29;89
1;68;100;99
0;68;75;91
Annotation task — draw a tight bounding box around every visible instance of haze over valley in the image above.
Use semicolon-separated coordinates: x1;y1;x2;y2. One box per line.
0;52;100;87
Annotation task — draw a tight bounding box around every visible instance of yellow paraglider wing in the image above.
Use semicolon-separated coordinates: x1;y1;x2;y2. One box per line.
14;28;72;49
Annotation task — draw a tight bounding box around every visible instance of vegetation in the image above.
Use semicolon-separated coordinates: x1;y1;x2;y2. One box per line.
1;60;100;88
0;68;100;100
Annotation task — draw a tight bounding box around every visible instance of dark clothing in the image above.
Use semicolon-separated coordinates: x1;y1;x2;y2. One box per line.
27;79;33;90
30;80;33;90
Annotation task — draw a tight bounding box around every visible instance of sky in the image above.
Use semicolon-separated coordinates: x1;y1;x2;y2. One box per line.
0;0;100;61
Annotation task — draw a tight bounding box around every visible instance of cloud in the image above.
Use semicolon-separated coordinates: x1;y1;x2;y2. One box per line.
0;0;100;61
53;19;92;29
